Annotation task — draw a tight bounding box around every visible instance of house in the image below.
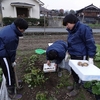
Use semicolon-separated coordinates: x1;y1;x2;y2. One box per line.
40;6;49;17
76;4;100;23
0;0;44;20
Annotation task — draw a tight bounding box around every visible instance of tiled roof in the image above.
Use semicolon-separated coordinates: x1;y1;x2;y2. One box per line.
76;4;100;12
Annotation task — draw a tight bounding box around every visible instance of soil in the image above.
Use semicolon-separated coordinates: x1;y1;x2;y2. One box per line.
16;34;100;100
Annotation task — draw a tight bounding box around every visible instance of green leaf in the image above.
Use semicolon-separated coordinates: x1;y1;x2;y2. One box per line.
83;82;92;88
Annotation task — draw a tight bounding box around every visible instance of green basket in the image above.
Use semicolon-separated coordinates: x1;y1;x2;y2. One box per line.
35;49;46;54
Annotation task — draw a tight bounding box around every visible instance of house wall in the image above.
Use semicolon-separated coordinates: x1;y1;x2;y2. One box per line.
82;10;99;17
1;0;40;18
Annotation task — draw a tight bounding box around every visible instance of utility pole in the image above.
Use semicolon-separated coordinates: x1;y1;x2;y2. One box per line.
0;0;3;27
44;13;45;35
82;13;84;23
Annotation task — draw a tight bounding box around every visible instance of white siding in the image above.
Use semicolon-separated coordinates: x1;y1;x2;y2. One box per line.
1;0;41;18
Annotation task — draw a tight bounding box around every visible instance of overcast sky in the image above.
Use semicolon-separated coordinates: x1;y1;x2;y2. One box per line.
41;0;100;11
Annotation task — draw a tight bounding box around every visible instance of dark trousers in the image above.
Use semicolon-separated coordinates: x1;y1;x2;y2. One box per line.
70;55;88;84
0;57;15;87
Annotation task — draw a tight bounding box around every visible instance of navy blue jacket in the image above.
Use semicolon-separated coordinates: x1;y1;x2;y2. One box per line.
0;23;23;62
67;21;96;58
46;40;68;64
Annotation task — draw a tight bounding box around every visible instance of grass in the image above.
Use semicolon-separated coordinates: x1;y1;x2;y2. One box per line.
88;23;100;28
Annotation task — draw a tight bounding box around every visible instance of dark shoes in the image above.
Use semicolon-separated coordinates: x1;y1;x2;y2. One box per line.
58;71;62;77
8;94;22;100
7;85;22;99
67;89;79;97
57;67;63;77
67;86;74;91
66;83;80;97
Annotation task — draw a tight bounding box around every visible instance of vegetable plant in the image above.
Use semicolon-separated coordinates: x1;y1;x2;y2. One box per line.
23;54;48;87
36;91;47;100
84;81;100;95
94;44;100;61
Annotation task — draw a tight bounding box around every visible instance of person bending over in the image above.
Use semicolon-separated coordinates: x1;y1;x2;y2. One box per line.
46;40;68;77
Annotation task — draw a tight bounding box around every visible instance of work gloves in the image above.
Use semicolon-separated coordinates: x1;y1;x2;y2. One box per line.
65;52;70;61
88;58;94;64
12;62;16;67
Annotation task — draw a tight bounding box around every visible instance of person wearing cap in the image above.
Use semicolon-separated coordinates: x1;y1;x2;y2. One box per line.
46;40;68;77
0;18;28;99
63;14;96;97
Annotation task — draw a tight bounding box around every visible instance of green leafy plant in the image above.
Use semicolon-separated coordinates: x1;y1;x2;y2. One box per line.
23;54;48;87
84;81;100;95
92;81;100;95
94;44;100;61
36;91;47;100
56;73;71;89
24;67;47;87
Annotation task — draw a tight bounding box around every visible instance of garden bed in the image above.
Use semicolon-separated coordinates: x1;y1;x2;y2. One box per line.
15;34;100;100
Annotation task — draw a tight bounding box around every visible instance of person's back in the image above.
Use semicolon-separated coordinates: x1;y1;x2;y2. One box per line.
46;40;68;77
46;40;68;64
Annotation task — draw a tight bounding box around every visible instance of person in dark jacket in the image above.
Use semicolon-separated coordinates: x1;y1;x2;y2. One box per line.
46;40;68;77
0;18;28;99
63;14;96;97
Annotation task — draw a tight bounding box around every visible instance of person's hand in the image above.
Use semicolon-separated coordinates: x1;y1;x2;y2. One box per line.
54;63;58;70
12;62;17;67
54;63;57;67
88;58;94;64
47;60;51;66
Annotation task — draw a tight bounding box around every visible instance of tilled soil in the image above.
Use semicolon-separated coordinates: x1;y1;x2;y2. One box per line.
16;34;100;100
18;34;100;50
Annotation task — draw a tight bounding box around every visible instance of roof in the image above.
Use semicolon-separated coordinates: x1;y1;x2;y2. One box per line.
35;0;44;6
76;4;100;13
10;2;35;8
40;6;49;12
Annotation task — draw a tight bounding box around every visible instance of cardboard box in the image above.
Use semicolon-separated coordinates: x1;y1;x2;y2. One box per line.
69;60;100;81
43;63;56;73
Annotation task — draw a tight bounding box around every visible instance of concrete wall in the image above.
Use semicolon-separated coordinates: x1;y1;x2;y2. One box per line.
48;16;64;27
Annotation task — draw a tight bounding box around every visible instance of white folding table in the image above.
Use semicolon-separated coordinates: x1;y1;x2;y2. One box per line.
69;60;100;81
